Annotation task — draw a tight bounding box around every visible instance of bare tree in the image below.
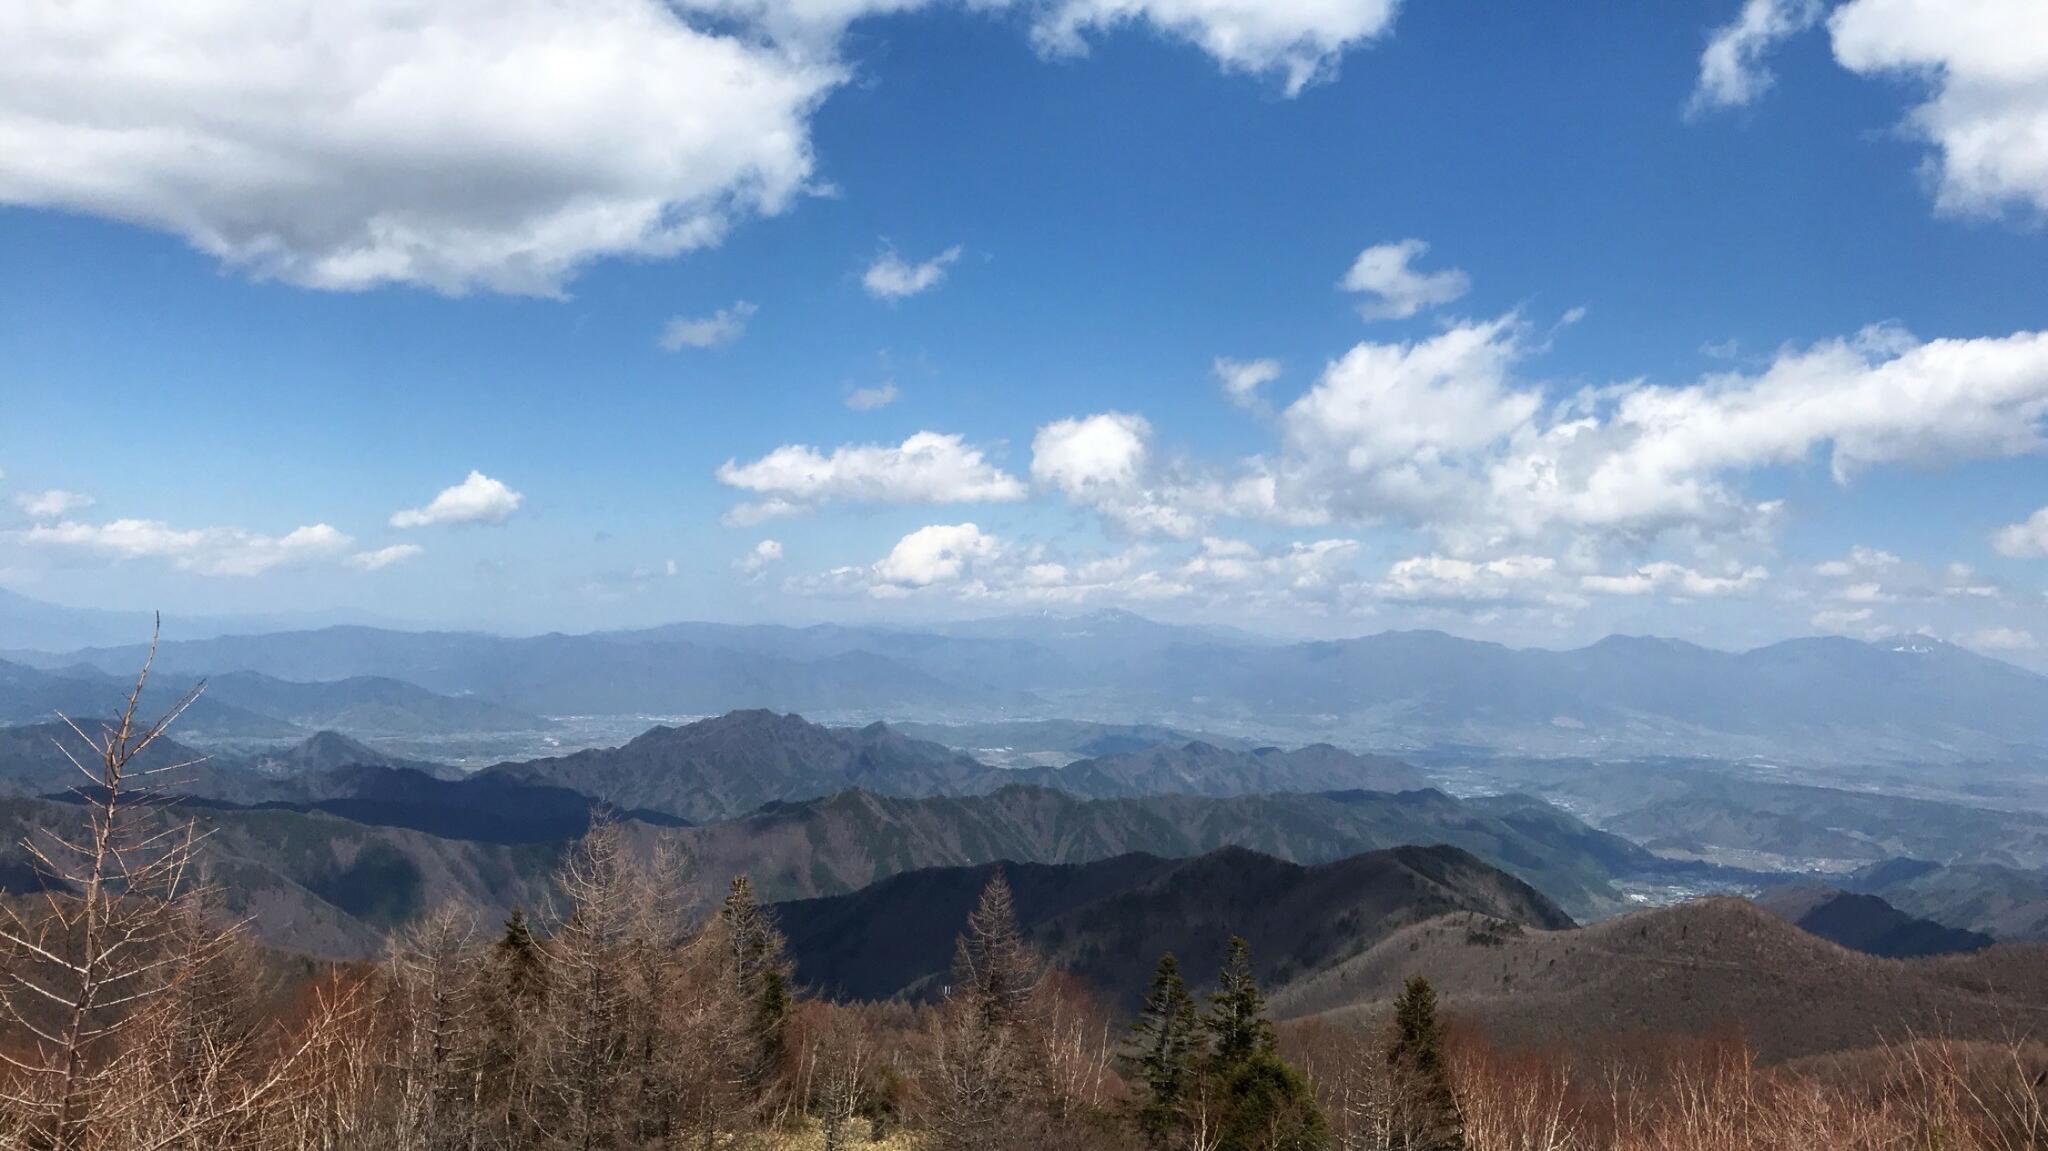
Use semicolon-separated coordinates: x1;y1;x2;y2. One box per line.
0;622;339;1151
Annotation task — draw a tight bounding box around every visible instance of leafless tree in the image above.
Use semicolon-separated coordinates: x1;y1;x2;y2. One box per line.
0;622;343;1151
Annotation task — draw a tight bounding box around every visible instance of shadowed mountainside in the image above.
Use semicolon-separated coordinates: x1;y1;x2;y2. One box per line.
671;782;1650;919
775;843;1571;1008
1753;884;1993;957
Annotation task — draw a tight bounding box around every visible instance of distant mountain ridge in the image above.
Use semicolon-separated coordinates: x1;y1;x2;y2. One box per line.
483;710;1435;822
22;612;2048;762
669;781;1650;919
1753;885;1993;957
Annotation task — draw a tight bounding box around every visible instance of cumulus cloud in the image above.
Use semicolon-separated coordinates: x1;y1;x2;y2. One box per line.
1831;0;2048;217
0;1;839;296
1580;561;1768;598
1815;545;1902;577
1377;554;1561;604
1339;240;1471;321
660;301;757;350
862;245;962;300
873;522;1000;587
1213;357;1281;408
1318;321;2048;549
1031;412;1203;537
1033;0;1403;96
1025;316;2048;574
0;2;1413;296
717;431;1026;520
1032;412;1151;496
1811;605;1885;637
13;490;94;520
349;543;424;571
1689;0;1824;115
1993;506;2048;558
391;471;525;528
845;382;901;411
738;538;785;574
24;518;354;577
1964;626;2037;652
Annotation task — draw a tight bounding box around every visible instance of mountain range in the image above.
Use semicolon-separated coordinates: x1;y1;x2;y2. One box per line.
16;608;2048;762
484;710;1430;823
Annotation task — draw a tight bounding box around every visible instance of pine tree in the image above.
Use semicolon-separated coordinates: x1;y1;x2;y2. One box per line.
1204;937;1275;1074
1125;953;1201;1147
1387;977;1464;1151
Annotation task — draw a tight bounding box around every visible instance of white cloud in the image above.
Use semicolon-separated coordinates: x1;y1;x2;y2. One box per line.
717;431;1026;519
1339;239;1470;321
1378;554;1560;603
1213;357;1281;408
13;490;94;520
862;245;963;300
349;543;424;571
660;301;757;350
0;1;839;296
1811;605;1885;637
1689;0;1824;115
1281;316;1536;530
1467;324;2048;545
845;382;901;411
0;1;1413;297
24;518;353;577
1031;411;1204;537
391;471;525;528
738;538;785;574
1580;561;1768;598
1815;545;1902;577
1994;506;2048;558
1022;318;2048;567
1033;0;1402;96
1831;0;2048;217
1032;412;1151;497
873;522;1000;587
1964;626;2037;652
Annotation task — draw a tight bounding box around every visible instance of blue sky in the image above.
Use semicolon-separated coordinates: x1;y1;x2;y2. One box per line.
3;0;2048;662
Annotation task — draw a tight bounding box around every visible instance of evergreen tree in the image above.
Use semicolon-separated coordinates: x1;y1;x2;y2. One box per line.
496;907;548;1008
1214;1051;1330;1151
478;907;549;1147
1125;953;1202;1147
1387;977;1464;1151
1204;937;1275;1074
721;874;793;1077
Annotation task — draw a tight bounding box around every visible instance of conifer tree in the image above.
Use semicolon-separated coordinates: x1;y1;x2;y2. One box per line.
951;870;1040;1031
719;874;792;1079
1204;937;1275;1074
925;870;1045;1151
476;907;548;1145
1126;953;1201;1148
1387;976;1464;1151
